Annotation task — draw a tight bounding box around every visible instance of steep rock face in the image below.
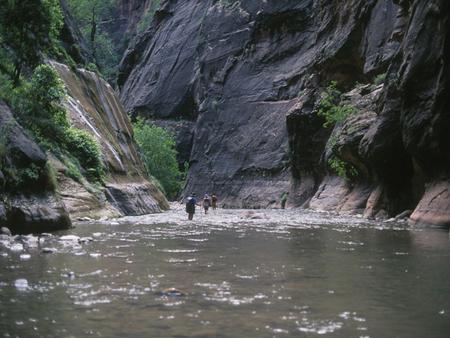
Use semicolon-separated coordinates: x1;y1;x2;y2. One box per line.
119;0;400;208
51;62;168;218
59;0;92;64
372;0;450;225
0;101;72;234
119;0;450;226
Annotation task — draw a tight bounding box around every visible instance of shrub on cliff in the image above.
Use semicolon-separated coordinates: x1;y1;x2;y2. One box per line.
318;81;356;127
11;65;104;184
65;128;104;182
14;65;69;144
133;119;183;200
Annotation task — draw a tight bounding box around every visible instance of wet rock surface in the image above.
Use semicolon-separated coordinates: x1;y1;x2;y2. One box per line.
0;101;71;234
51;62;168;219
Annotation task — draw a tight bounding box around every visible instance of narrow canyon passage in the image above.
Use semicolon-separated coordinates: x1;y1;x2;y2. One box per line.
1;207;449;337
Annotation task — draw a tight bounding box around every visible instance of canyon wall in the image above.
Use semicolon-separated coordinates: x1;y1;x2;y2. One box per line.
119;0;449;226
0;62;168;234
52;62;168;220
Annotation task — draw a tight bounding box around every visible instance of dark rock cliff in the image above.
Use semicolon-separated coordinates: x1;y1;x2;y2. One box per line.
0;101;72;234
119;0;450;226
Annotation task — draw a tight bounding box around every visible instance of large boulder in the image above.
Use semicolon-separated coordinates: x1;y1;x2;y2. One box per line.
409;181;450;227
0;100;71;234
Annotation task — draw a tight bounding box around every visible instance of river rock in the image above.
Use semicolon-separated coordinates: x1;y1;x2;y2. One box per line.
14;279;29;291
159;288;185;297
409;181;450;227
10;243;24;252
41;247;57;254
19;254;31;261
0;227;11;236
60;235;80;242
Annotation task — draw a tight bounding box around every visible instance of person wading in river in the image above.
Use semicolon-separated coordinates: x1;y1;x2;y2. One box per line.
203;194;211;214
186;193;197;220
280;192;289;209
211;193;218;210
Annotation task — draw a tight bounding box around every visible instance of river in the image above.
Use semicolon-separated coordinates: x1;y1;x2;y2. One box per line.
1;205;449;337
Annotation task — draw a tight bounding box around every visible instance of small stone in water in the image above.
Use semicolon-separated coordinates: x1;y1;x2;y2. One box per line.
0;227;12;236
19;254;31;261
159;288;185;297
42;247;57;254
60;235;80;242
63;271;75;279
10;243;23;252
79;237;93;243
14;279;28;290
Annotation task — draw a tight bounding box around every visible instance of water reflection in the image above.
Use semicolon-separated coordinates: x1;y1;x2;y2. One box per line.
0;207;449;337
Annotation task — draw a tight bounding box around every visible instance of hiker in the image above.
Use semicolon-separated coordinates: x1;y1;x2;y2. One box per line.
280;192;289;209
211;193;218;210
186;193;197;220
203;194;211;214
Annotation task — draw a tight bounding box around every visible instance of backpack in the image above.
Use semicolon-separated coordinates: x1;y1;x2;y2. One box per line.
186;197;196;213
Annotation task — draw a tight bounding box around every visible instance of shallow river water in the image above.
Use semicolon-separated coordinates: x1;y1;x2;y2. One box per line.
1;206;450;337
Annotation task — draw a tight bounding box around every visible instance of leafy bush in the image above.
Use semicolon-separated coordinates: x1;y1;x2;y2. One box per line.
328;156;358;181
133;119;184;200
317;81;357;127
9;65;104;184
373;73;387;85
14;65;69;144
65;128;104;182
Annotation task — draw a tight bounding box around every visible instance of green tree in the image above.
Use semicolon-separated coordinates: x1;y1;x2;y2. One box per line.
67;0;118;81
133;119;183;200
137;0;161;33
14;64;69;143
12;64;104;184
0;0;63;85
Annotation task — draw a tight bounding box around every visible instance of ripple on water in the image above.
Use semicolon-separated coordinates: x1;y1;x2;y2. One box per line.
167;258;197;263
158;249;199;253
297;318;344;335
14;279;29;291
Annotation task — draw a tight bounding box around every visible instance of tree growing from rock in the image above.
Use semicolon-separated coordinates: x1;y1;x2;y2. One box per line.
0;0;63;85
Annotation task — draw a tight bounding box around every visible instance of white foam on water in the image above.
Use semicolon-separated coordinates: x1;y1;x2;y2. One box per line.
14;279;29;291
